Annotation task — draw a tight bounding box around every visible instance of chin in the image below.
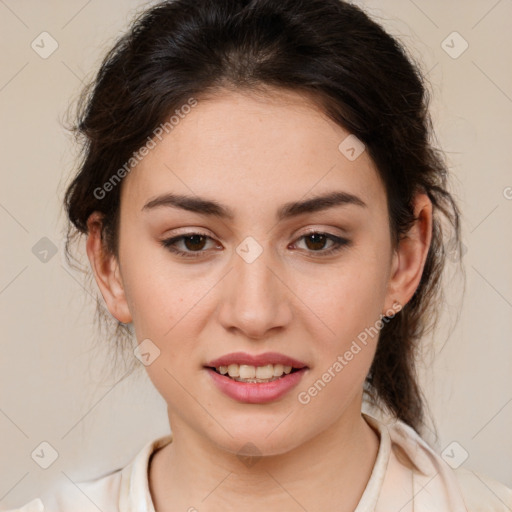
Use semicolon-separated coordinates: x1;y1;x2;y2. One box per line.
207;420;307;459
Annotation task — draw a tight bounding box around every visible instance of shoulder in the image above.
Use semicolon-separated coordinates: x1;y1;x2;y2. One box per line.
3;469;124;512
389;418;512;511
4;434;173;512
1;498;45;512
452;467;512;512
363;411;512;511
54;469;123;511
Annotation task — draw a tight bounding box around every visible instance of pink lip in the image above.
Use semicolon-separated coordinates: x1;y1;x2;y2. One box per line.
204;351;308;369
205;367;308;404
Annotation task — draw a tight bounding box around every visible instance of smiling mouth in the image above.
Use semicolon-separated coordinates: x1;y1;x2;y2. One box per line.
206;364;303;383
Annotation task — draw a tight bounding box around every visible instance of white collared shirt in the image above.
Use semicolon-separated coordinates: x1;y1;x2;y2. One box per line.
10;412;512;511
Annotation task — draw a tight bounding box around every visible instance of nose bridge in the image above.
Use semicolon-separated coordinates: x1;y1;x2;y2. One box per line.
236;235;275;296
218;235;291;337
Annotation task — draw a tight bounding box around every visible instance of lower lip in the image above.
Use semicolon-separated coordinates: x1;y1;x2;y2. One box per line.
205;367;308;404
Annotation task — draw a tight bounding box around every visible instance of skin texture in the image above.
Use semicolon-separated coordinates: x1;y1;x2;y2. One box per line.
86;88;432;511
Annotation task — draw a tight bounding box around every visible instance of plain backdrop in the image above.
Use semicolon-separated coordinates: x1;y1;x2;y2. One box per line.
1;0;511;508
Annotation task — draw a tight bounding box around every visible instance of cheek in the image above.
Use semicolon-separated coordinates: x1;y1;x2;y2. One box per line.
118;228;184;330
290;243;390;401
294;253;389;347
120;240;218;366
118;235;171;340
124;270;200;343
293;268;385;414
121;258;209;409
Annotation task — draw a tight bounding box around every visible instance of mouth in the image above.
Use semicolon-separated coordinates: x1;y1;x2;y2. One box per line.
205;363;304;383
204;351;308;381
203;363;309;404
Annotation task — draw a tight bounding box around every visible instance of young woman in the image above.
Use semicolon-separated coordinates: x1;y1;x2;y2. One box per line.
11;0;512;510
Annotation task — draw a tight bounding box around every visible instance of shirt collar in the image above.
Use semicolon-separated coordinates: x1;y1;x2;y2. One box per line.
119;434;173;512
117;414;394;512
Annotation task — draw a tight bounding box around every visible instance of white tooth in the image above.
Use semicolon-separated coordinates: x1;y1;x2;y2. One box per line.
227;364;240;377
221;363;295;380
239;365;256;379
256;364;274;379
273;364;284;377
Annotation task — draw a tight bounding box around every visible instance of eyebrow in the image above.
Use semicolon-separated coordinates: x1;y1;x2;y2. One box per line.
142;190;367;221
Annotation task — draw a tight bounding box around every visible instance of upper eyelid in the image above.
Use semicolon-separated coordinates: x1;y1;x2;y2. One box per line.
162;230;348;252
163;224;349;239
163;229;347;244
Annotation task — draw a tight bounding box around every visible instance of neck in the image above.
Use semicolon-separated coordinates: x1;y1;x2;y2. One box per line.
149;399;379;512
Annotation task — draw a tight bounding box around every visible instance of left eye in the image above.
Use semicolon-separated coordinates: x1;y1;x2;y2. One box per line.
293;232;349;254
160;231;350;259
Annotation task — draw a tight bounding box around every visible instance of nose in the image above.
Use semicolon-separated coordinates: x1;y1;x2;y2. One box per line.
216;240;293;340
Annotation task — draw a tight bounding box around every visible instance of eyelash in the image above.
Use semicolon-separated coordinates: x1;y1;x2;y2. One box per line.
160;230;350;259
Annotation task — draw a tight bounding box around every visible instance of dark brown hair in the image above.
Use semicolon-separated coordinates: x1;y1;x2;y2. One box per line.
64;0;463;435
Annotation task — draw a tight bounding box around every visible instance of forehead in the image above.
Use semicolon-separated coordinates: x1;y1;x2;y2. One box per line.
121;88;387;217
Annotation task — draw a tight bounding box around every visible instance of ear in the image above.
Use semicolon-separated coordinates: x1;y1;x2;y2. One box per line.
85;212;132;324
384;192;433;312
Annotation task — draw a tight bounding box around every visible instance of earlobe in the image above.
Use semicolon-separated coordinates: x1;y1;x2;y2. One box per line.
384;193;433;312
85;212;132;324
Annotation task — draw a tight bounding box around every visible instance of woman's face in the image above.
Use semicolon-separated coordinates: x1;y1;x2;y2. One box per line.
92;89;417;456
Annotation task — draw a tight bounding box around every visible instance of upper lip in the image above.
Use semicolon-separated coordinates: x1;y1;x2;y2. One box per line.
205;352;308;369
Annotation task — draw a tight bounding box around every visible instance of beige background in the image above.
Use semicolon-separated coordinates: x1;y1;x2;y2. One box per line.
1;0;511;508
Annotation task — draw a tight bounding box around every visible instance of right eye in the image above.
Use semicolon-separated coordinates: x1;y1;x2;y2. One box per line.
160;232;220;258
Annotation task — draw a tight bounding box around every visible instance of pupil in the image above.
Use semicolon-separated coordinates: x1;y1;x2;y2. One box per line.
305;233;326;251
184;235;206;251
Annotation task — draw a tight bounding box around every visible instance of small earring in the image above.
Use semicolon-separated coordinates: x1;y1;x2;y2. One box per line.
382;299;402;318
